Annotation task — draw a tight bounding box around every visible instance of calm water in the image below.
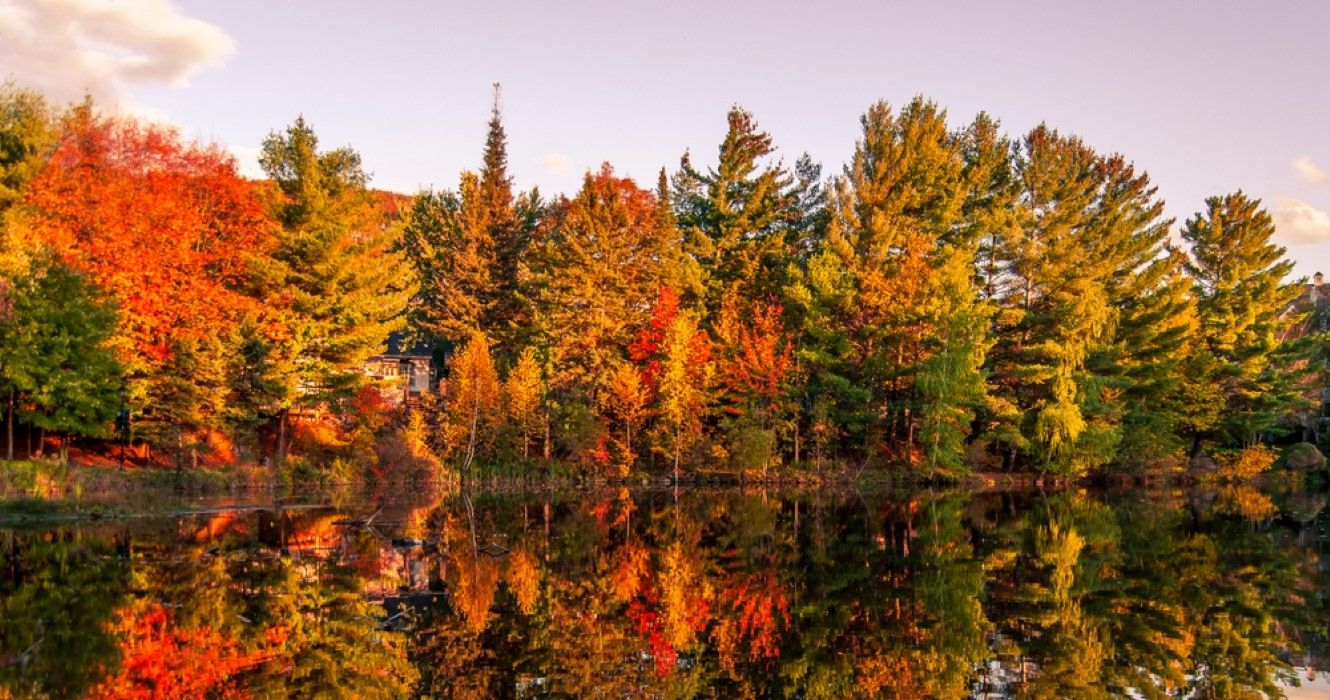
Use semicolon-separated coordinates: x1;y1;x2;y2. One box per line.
1;485;1327;699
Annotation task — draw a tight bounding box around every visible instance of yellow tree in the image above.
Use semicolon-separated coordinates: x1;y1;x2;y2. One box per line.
503;347;544;458
445;331;501;475
654;311;713;480
603;361;649;455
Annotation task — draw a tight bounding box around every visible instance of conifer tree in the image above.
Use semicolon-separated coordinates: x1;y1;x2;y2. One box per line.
674;107;803;314
255;117;411;454
401;174;494;345
790;98;990;471
479;84;538;355
984;126;1119;474
1181;192;1303;448
401;86;540;358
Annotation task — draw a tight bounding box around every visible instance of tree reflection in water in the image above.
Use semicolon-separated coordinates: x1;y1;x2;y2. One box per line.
1;486;1326;698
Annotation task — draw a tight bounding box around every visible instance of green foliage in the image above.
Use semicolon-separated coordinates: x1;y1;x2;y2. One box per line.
674;107;813;314
0;256;120;455
0;83;1315;481
1182;192;1305;448
256;116;412;406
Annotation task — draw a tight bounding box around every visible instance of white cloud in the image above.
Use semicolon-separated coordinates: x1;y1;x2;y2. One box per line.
0;0;234;108
1273;196;1330;244
1293;156;1328;185
540;153;570;174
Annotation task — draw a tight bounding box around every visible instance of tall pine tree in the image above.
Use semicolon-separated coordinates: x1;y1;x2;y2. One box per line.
674;107;805;315
255;117;411;456
1181;192;1303;448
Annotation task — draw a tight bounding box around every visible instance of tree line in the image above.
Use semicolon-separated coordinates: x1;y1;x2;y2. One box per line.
0;82;1317;478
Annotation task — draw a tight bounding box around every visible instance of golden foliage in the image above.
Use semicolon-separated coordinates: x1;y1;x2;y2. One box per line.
506;548;541;615
1214;445;1276;483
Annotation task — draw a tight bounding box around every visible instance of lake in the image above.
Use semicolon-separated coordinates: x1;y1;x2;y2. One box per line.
2;484;1327;698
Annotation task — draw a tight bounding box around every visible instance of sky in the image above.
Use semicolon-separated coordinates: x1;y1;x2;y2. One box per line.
3;0;1330;276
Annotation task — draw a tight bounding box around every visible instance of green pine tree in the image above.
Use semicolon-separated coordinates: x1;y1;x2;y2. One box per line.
255;117;412;457
790;98;991;473
1;256;120;461
400;174;495;347
674;107;804;315
1181;192;1303;449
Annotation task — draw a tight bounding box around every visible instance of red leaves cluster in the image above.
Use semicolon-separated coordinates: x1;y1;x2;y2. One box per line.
722;570;790;662
626;595;679;676
25;111;270;364
628;286;681;393
89;603;261;699
719;302;792;410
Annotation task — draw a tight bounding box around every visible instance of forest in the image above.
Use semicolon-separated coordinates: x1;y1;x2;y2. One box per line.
0;81;1324;483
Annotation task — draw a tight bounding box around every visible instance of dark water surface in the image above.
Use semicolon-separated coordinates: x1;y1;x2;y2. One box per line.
2;485;1327;698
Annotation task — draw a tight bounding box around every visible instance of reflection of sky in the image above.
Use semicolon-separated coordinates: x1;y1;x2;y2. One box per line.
1283;674;1330;699
4;0;1330;276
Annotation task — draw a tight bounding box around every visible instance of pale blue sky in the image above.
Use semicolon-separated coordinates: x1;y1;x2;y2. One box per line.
4;0;1329;275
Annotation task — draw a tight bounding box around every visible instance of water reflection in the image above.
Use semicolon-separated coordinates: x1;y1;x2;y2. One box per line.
1;486;1326;698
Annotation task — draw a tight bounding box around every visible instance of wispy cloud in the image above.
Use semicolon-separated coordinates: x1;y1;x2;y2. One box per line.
1293;157;1328;185
1273;196;1330;244
541;153;571;174
0;0;235;108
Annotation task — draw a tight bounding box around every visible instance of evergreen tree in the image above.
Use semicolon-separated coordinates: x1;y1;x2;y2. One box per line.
480;84;537;355
255;116;412;454
401;175;494;346
401;86;540;358
0;256;120;460
674;107;805;315
790;98;990;472
984;127;1122;474
1181;192;1303;448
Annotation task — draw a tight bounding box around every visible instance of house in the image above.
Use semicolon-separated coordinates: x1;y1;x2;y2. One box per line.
364;332;434;405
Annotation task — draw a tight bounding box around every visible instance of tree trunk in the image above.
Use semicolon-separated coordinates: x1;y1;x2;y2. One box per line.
6;388;13;462
673;426;681;483
463;395;479;482
793;418;800;465
276;408;289;465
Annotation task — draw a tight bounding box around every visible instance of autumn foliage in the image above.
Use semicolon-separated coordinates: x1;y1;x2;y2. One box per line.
88;602;259;699
25;109;270;365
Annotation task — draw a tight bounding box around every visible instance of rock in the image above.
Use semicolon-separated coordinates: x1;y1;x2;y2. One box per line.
1281;442;1326;471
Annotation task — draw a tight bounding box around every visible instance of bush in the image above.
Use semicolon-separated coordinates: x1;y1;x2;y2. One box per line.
1280;442;1326;471
1212;445;1276;483
728;422;777;475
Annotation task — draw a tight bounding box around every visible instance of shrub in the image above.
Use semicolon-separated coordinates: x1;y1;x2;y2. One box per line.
1280;442;1326;471
1213;445;1276;483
